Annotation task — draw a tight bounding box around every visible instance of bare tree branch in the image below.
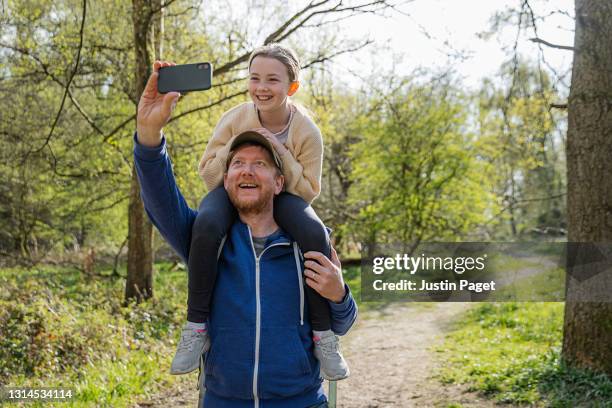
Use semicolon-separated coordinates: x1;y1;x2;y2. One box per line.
302;40;374;69
0;42;103;136
274;0;390;45
103;114;136;142
168;89;248;123
113;235;129;277
550;103;568;109
149;0;181;15
89;195;130;212
301;0;395;27
30;0;87;155
211;75;248;88
522;0;573;90
213;51;253;78
529;37;574;51
165;5;201;19
515;192;566;203
263;0;331;45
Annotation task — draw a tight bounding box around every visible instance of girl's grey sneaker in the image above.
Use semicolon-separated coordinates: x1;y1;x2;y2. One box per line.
170;323;210;375
313;330;350;380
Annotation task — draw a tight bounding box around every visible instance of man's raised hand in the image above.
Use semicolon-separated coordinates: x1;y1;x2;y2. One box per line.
136;60;181;147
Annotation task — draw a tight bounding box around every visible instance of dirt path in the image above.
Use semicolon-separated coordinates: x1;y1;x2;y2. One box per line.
335;302;499;407
136;302;503;408
333;255;560;408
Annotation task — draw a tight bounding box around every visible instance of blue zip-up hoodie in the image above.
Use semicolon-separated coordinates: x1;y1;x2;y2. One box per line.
133;135;358;407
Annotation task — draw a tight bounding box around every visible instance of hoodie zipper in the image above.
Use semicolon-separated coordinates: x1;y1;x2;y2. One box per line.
247;226;290;407
293;242;305;325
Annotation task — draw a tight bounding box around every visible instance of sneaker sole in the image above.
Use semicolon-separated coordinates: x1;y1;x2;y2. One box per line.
322;369;350;381
170;362;200;375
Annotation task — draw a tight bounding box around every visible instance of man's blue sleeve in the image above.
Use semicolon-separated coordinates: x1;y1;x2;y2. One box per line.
329;284;358;336
133;133;197;262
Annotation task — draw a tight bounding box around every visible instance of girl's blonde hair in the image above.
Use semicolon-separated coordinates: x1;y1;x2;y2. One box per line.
248;43;301;83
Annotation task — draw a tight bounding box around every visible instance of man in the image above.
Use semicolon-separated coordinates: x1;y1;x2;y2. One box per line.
134;61;357;407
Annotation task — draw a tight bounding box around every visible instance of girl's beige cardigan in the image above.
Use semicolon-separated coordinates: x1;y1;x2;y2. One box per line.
198;102;323;204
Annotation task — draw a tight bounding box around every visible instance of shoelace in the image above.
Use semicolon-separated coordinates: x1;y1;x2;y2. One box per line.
177;329;203;353
319;337;340;357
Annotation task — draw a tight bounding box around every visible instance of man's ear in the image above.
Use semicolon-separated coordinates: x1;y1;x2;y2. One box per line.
275;174;284;195
287;81;300;96
223;173;228;190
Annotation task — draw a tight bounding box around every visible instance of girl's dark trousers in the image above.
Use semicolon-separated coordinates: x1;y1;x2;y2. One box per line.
187;186;332;331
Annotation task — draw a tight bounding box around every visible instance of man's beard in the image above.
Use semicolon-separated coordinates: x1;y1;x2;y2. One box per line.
228;187;274;215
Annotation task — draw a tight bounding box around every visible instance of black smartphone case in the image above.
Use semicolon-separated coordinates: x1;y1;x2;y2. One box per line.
158;62;213;93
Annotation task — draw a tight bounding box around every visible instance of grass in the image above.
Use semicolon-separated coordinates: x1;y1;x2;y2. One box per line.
0;262;365;407
435;302;612;407
495;264;565;301
343;265;361;302
0;263;190;407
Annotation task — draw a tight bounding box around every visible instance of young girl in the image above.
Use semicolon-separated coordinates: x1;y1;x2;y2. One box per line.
170;44;349;381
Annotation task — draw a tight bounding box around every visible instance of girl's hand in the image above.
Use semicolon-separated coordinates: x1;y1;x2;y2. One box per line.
252;127;289;155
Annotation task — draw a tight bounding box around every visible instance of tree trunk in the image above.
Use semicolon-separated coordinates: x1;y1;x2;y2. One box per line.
125;0;163;302
563;0;612;376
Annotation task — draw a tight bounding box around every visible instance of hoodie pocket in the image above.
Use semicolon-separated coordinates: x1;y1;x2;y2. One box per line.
258;326;314;399
205;327;254;399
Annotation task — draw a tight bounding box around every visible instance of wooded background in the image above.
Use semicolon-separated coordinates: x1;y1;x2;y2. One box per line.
0;0;610;377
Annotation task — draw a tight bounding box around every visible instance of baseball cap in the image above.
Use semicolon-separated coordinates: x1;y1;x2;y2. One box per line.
227;130;283;171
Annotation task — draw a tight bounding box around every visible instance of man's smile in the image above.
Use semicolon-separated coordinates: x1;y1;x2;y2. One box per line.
239;183;258;189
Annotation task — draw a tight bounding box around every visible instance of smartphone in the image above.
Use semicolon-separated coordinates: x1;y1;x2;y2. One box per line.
158;62;213;93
